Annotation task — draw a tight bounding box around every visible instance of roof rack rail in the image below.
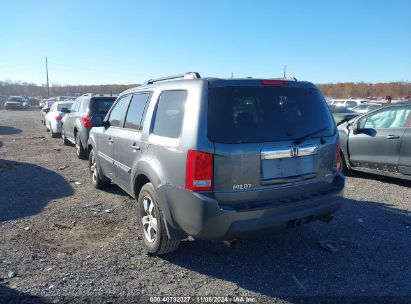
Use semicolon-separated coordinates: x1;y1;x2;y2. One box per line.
145;72;201;85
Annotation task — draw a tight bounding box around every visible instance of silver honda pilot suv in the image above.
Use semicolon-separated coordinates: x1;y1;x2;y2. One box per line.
88;72;345;255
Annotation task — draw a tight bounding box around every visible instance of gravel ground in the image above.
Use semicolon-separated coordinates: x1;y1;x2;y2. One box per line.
0;109;411;303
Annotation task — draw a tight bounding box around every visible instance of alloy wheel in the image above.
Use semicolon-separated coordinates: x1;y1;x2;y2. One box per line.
75;134;80;155
141;195;158;243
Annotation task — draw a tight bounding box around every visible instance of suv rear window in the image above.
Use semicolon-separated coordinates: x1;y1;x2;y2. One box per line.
89;97;116;114
208;86;334;143
57;103;72;111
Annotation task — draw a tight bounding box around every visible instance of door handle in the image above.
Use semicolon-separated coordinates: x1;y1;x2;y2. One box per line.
386;135;400;139
131;143;141;151
108;137;114;144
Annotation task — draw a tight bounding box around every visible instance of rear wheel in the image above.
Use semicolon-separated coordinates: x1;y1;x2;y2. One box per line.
89;149;110;189
49;124;58;138
341;150;350;175
61;129;70;145
137;183;180;255
75;132;86;159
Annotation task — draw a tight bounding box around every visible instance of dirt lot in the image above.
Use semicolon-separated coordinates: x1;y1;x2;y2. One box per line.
0;109;411;303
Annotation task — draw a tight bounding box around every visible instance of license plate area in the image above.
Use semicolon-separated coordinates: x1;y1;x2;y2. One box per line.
261;144;318;183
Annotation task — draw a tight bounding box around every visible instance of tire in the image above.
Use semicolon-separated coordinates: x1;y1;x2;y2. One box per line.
137;183;180;255
49;124;58;138
341;150;350;175
75;132;87;159
61;129;70;146
89;149;110;189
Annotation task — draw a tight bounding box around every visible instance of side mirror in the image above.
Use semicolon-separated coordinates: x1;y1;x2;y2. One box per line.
351;121;361;135
102;120;110;128
43;108;50;113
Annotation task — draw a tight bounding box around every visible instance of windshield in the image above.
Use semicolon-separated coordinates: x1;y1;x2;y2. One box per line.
8;97;23;102
208;86;335;143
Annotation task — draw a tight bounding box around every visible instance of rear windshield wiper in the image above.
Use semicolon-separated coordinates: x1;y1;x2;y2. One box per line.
293;127;330;145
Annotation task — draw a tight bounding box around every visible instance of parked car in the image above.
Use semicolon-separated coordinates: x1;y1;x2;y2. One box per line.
44;101;73;137
328;105;358;125
4;96;29;110
351;103;382;114
87;72;345;255
330;99;368;109
61;95;116;158
339;104;411;179
40;100;57;124
39;97;57;108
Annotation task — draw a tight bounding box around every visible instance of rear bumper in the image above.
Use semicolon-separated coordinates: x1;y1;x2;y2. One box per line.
51;121;62;133
159;173;345;240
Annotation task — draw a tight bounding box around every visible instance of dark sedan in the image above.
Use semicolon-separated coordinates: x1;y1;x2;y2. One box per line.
338;104;411;180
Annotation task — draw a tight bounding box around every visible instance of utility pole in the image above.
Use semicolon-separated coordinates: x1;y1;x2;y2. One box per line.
46;56;50;97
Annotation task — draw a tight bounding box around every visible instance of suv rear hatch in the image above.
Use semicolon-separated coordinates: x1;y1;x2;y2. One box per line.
88;97;116;126
207;80;339;205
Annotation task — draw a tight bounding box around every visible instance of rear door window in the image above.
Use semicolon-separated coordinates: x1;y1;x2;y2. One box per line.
124;93;150;131
208;86;334;143
152;90;187;138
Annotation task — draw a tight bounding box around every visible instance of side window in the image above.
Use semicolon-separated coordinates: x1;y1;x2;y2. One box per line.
152;90;188;138
109;95;131;127
124;93;150;130
364;107;411;129
82;99;89;112
70;100;79;112
75;100;82;112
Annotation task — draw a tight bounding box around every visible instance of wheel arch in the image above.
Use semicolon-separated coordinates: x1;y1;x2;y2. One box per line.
133;162;186;240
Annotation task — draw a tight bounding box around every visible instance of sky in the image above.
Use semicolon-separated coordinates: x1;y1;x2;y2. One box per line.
0;0;410;85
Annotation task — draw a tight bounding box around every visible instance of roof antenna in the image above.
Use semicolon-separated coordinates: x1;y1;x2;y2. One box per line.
230;72;234;79
283;65;286;78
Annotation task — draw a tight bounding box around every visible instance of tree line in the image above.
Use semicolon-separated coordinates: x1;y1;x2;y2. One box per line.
0;81;138;97
1;80;410;99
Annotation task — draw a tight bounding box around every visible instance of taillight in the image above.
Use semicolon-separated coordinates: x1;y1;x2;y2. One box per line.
55;115;62;121
185;150;213;191
82;113;92;129
261;80;288;86
335;143;342;172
